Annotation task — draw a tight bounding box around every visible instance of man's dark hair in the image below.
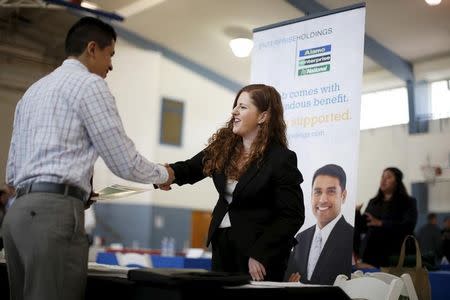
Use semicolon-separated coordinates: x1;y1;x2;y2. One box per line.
312;164;346;191
65;17;117;56
374;167;409;204
428;213;437;222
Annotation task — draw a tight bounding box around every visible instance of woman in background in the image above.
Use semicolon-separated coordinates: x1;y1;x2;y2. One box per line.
160;84;304;281
355;167;418;267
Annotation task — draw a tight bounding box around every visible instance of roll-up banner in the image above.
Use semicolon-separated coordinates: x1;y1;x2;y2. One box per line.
251;4;365;284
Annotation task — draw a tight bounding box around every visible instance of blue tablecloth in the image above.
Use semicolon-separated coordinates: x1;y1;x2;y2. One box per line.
439;264;450;271
429;271;450;300
97;252;119;265
151;255;184;268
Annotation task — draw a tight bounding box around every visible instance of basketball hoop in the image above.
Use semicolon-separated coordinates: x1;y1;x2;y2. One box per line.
421;165;441;183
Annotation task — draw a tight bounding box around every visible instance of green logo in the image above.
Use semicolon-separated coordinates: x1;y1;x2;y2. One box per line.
298;64;330;76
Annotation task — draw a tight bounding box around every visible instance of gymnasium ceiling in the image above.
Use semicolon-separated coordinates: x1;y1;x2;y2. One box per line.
1;0;450;90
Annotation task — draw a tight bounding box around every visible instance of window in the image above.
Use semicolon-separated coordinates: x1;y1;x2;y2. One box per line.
160;98;184;146
360;87;409;130
430;80;450;120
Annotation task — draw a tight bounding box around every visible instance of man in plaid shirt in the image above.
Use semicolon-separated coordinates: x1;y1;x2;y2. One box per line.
3;17;174;300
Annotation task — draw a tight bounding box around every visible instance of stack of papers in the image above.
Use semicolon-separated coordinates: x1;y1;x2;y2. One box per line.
88;262;135;278
228;281;321;289
92;184;151;201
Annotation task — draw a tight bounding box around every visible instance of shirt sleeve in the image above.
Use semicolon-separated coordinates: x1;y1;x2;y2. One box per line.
78;77;168;184
6;100;21;186
170;150;207;185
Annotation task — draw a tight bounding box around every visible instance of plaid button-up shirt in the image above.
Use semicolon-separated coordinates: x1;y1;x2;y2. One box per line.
6;59;167;193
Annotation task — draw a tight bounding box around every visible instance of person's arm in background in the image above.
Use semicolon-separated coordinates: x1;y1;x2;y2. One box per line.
434;225;444;260
1;184;15;249
77;78;172;185
0;185;15;204
366;197;418;234
355;201;370;233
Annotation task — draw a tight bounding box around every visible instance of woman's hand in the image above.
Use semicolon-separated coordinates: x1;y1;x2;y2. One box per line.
288;272;301;282
365;212;383;227
248;257;266;281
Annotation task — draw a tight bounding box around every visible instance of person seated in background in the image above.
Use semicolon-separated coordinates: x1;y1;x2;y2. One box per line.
285;164;353;284
417;213;443;267
355;167;418;268
442;216;450;262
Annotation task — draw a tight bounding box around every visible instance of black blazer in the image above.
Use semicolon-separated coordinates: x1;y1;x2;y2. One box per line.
284;216;353;285
170;143;305;268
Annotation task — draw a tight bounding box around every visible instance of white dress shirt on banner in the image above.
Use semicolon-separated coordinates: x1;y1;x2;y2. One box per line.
307;213;343;280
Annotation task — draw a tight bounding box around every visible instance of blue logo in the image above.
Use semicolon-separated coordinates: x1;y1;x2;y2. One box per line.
299;45;331;57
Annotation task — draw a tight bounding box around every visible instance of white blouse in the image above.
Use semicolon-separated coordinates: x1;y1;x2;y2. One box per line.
218;179;238;228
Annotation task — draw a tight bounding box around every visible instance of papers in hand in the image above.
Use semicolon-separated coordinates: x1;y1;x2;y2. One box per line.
91;184;151;201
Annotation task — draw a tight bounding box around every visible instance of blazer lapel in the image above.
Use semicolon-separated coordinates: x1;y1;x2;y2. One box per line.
233;143;275;197
232;160;260;197
214;171;227;195
311;217;344;280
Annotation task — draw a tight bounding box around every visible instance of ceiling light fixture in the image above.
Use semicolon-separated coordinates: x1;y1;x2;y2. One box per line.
229;38;254;58
80;1;99;10
425;0;441;6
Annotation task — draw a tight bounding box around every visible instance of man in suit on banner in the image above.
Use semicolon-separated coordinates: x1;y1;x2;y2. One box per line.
285;164;353;284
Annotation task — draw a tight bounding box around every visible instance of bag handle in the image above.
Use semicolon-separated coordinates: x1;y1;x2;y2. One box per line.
396;235;422;270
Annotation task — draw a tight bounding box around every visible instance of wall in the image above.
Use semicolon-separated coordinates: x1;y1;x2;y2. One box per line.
153;57;235;210
92;39;235;210
91;39;235;248
93;39;162;204
94;203;191;250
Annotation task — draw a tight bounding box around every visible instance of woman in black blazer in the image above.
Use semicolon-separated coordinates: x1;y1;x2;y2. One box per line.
160;84;304;281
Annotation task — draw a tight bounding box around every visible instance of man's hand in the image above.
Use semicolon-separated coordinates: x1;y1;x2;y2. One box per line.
159;164;175;190
288;272;301;282
365;212;383;227
158;184;172;191
248;257;266;281
164;163;175;184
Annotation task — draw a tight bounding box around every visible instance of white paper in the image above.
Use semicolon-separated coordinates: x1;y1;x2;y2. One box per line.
88;262;135;278
91;184;151;201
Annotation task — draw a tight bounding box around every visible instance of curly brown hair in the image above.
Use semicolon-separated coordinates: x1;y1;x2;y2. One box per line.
203;84;287;179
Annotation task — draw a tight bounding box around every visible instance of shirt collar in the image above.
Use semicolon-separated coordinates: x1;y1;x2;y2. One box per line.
314;213;342;249
62;58;89;72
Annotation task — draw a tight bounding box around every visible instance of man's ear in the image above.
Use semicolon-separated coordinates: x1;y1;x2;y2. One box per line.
86;41;97;58
342;189;347;203
258;111;268;125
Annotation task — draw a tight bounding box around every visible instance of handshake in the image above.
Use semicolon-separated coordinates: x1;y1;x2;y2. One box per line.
159;163;176;191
